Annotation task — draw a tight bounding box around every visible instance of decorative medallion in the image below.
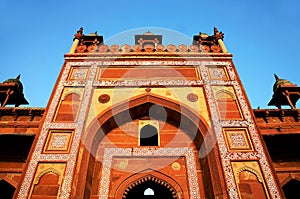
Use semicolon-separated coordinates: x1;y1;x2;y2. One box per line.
98;94;110;104
172;162;181;171
178;44;188;52
133;45;142;52
87;45;97;53
200;45;210;53
109;45;120;53
166;44;176;52
117;160;128;170
121;44;131;52
76;45;87;53
187;93;198;102
98;45;109;53
211;45;221;53
156;44;164;52
189;45;199;53
144;44;154;52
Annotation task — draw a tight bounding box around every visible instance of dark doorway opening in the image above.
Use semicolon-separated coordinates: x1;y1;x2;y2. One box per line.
125;180;175;199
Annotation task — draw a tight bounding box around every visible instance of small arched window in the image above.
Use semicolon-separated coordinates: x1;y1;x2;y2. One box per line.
55;93;81;121
140;124;159;146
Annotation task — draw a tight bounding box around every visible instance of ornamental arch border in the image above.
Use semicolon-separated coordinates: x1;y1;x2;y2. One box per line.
83;93;213;155
114;169;184;199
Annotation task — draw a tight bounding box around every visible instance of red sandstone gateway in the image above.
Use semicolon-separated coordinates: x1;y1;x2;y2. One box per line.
1;27;299;199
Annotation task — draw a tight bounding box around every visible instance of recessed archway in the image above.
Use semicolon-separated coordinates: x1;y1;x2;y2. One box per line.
71;94;225;199
123;175;177;199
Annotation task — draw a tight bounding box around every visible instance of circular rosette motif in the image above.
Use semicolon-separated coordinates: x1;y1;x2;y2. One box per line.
98;94;110;104
189;45;199;53
211;45;221;53
121;44;131;53
166;44;177;52
133;45;142;52
200;45;210;53
98;45;109;53
187;93;198;102
110;45;120;53
178;44;188;52
156;44;165;52
87;45;98;53
76;44;87;53
144;44;154;52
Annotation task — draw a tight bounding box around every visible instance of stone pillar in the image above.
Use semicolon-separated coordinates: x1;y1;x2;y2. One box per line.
69;27;83;54
217;39;228;53
214;27;228;53
69;38;80;53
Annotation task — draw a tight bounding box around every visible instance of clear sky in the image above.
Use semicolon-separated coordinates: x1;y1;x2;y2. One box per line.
0;0;299;108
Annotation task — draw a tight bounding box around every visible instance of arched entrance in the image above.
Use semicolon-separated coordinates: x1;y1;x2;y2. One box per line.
72;94;226;198
123;175;177;199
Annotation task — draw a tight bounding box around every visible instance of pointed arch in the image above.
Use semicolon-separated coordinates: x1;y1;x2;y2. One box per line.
33;167;63;185
55;92;81;121
214;89;243;120
215;89;236;100
114;169;183;199
83;93;212;155
236;166;264;183
237;168;269;199
72;93;227;198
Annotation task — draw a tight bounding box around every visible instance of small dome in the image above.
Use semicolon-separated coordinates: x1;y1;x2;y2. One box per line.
273;74;293;93
144;31;153;35
3;74;23;92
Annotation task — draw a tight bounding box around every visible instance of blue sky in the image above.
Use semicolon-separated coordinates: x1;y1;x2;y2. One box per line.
0;0;299;108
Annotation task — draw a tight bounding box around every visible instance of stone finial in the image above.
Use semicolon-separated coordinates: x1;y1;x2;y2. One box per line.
269;73;300;109
74;27;83;40
273;73;296;93
214;27;224;40
3;74;23;92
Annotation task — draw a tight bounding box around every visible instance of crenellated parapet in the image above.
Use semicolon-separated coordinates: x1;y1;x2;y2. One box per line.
69;27;229;54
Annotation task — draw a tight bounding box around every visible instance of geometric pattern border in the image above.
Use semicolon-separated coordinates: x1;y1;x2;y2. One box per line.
98;147;200;199
17;60;282;199
43;130;74;153
200;61;281;199
206;65;229;80
223;128;253;152
68;66;89;81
